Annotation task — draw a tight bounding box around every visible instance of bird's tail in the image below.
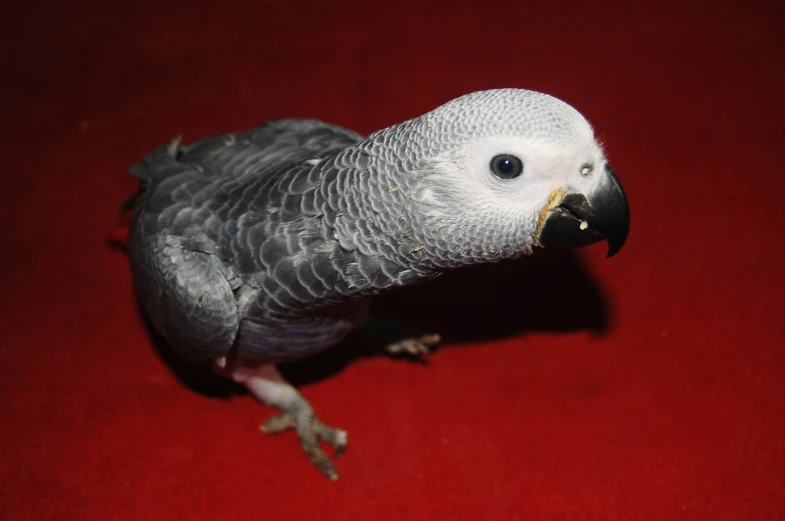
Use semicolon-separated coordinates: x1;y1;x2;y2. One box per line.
107;207;134;251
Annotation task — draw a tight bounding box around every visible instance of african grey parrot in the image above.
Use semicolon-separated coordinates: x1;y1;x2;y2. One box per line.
126;88;630;480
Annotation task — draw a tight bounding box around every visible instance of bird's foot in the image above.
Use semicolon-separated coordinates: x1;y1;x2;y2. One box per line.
261;405;347;481
384;333;442;359
231;363;347;481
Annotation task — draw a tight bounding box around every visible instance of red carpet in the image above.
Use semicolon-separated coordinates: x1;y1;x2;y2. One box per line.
2;1;784;519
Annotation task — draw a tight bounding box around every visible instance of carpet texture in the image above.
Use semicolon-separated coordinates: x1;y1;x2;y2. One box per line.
2;1;784;519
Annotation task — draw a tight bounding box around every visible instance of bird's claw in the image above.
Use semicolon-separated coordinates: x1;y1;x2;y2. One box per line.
385;333;442;359
261;408;348;481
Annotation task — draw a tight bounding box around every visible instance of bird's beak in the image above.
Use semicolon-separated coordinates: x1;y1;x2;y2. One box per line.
537;164;630;258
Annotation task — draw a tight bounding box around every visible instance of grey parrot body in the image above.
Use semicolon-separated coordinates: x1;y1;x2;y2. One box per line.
129;119;385;366
126;89;630;479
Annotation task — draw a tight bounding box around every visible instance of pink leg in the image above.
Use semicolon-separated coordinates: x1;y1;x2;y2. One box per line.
231;364;347;481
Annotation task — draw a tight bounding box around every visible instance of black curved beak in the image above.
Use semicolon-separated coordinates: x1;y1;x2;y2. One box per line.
538;165;630;258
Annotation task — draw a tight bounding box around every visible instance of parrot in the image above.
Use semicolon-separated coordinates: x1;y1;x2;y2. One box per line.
125;88;630;480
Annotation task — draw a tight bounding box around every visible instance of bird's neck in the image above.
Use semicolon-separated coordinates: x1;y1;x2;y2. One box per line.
311;158;435;299
321;147;517;301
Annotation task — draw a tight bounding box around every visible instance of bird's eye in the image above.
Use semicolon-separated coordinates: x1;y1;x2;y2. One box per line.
490;154;524;179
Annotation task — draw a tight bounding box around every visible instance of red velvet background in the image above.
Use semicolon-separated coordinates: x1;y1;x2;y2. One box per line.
2;0;785;519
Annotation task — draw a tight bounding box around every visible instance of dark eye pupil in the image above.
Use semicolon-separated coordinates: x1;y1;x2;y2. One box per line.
490;154;523;179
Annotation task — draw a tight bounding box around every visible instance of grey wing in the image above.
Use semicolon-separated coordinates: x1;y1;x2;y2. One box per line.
127;118;365;365
128;227;242;365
